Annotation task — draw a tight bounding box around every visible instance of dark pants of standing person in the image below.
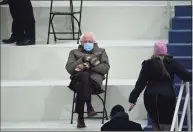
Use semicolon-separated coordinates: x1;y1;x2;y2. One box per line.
8;0;35;42
144;94;176;131
69;71;101;119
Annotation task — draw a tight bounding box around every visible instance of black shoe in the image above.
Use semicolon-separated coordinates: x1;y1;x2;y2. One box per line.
2;35;16;44
16;40;24;45
0;0;8;5
16;40;35;46
77;118;86;128
87;110;98;117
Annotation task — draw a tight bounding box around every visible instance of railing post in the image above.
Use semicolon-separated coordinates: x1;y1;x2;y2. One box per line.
186;82;191;131
175;118;178;131
165;1;172;30
179;93;189;131
171;81;185;131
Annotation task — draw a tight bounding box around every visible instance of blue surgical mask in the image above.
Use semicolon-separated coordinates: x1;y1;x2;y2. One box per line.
83;43;94;52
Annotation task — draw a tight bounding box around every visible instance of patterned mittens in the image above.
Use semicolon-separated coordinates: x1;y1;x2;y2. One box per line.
75;62;90;72
84;55;100;66
75;54;100;72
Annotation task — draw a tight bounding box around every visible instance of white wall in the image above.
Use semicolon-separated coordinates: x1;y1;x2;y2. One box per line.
2;1;191;43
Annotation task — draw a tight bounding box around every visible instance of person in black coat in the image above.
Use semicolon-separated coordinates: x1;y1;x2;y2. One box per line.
129;40;192;131
101;105;143;131
2;0;35;46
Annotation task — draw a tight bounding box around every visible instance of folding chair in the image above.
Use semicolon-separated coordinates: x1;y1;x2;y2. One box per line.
47;0;83;44
70;73;109;124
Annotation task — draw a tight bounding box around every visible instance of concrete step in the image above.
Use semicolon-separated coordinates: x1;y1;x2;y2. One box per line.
172;17;192;30
1;120;147;131
178;97;192;112
167;44;192;56
173;56;192;70
1;79;147;122
0;1;191;42
175;83;192;97
175;5;192;17
174;69;192;83
144;124;189;131
0;40;154;80
147;111;192;130
169;30;192;43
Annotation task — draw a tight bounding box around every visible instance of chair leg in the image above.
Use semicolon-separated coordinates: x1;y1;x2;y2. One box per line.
77;0;83;43
70;92;76;124
103;88;108;122
102;100;108;124
77;21;82;44
105;107;108;120
69;0;75;39
47;0;54;44
47;15;52;44
97;94;108;124
50;15;57;42
102;101;105;124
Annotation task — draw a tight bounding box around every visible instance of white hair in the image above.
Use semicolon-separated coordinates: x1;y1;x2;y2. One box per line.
79;32;96;44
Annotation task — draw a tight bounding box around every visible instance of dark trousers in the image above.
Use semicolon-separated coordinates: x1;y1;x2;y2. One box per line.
144;94;176;125
69;71;101;118
8;0;35;41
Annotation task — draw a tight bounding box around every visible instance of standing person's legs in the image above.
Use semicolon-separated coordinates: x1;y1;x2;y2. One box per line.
10;0;25;42
157;95;176;131
20;0;35;45
2;0;24;43
144;94;161;131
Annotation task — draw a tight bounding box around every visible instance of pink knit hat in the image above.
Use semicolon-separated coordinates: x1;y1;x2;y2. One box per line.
154;40;168;55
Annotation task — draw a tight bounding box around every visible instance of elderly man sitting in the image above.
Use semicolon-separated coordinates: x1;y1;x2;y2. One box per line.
65;32;110;128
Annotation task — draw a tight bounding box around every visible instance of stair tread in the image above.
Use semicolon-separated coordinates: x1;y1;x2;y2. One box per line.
178;110;192;114
175;82;192;85
168;43;192;45
173;56;192;59
145;124;189;128
175;5;192;7
177;97;192;100
170;29;192;32
173;16;192;19
167;43;192;46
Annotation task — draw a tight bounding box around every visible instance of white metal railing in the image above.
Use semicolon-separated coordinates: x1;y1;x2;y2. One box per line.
165;1;173;30
171;81;192;131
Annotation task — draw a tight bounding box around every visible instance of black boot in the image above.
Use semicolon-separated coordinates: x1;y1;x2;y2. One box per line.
86;102;97;117
16;39;35;46
2;35;16;44
77;113;86;128
77;118;86;128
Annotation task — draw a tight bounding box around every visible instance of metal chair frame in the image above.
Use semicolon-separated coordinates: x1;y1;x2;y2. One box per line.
47;0;83;44
70;73;109;124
